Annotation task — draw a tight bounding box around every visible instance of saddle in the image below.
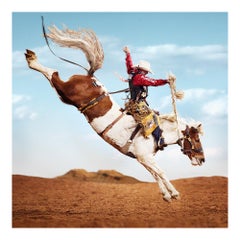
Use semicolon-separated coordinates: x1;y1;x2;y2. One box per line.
125;100;160;138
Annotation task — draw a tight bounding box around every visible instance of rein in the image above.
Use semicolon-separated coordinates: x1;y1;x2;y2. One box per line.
109;88;130;94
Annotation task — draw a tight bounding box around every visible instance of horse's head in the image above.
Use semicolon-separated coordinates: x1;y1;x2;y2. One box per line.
181;124;205;166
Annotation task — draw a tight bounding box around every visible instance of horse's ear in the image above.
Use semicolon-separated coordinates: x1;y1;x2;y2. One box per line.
197;124;204;135
182;125;189;135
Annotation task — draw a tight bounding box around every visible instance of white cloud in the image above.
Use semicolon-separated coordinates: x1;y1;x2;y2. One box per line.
14;106;34;120
183;88;222;101
157;88;227;123
13;94;38;120
135;44;227;62
186;68;205;76
12;94;31;104
97;42;227;79
100;35;121;49
204;147;222;158
13;105;38;120
14;106;27;119
12;50;27;69
202;95;227;117
182;88;227;119
159;88;225;108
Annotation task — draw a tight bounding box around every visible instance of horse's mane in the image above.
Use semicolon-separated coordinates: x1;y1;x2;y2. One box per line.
160;113;204;135
160;113;176;122
46;25;104;76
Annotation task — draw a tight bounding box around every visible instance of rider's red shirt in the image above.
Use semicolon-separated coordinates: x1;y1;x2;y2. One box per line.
125;53;168;86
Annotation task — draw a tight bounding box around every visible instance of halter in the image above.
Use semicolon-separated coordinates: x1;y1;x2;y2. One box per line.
180;126;203;159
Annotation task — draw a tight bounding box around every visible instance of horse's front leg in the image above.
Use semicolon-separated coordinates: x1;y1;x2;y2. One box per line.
25;49;56;86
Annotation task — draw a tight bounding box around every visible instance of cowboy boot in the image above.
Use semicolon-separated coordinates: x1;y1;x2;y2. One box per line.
158;137;167;151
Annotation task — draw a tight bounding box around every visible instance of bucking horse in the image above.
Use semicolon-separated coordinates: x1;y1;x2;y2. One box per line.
24;21;205;201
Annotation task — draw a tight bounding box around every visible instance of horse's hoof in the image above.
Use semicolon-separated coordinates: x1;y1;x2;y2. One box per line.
163;193;172;202
26;49;36;55
171;191;180;200
172;194;181;200
25;49;37;61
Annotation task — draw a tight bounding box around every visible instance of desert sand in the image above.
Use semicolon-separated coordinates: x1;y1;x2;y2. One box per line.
12;169;228;228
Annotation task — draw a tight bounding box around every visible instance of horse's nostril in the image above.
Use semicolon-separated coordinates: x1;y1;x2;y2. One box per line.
201;158;205;163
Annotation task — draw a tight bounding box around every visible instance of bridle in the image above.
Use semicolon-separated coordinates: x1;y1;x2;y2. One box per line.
180;126;204;160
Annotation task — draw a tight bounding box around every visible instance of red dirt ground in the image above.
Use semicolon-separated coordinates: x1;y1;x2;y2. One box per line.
12;169;228;228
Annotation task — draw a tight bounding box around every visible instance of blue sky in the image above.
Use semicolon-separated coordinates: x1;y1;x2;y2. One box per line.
12;12;228;181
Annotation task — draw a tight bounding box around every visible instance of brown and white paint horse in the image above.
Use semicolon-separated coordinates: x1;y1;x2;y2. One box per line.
24;25;205;201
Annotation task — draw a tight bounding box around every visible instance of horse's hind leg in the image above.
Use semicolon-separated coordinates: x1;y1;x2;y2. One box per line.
137;155;179;201
137;156;172;201
25;50;76;106
159;172;180;199
25;49;56;87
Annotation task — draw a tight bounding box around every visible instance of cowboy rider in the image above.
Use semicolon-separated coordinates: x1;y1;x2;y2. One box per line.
123;46;170;150
123;46;170;101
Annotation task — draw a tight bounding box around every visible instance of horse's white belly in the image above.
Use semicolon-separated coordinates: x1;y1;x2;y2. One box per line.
89;101;122;133
89;100;156;155
89;101;136;146
106;114;136;147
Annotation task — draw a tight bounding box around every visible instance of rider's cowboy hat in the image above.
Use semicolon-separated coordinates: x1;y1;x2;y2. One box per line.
136;60;154;74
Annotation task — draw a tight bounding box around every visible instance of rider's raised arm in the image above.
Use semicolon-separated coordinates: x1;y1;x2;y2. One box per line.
123;46;135;74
